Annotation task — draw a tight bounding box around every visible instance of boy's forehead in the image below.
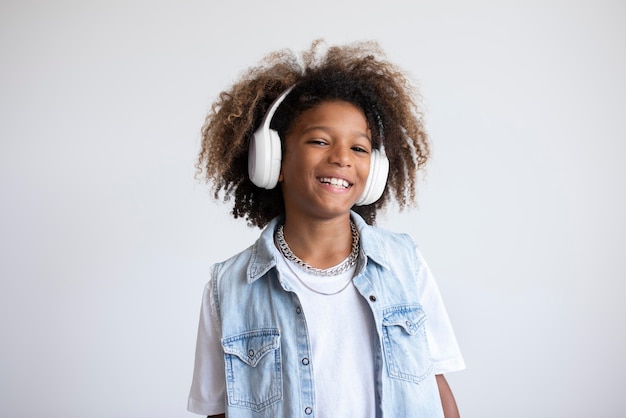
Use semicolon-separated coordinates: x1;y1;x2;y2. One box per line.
289;100;370;133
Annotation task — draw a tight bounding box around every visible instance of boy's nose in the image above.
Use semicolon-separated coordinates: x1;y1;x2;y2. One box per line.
328;145;351;166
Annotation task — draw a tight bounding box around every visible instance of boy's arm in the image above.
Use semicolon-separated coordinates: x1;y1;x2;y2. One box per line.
436;374;460;418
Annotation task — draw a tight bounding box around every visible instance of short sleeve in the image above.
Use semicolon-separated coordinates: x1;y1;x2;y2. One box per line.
187;267;227;415
414;248;466;375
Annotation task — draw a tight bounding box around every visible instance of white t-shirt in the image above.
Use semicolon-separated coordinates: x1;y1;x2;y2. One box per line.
187;249;465;416
276;257;377;418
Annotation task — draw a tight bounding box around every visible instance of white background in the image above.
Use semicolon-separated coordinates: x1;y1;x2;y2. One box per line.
1;1;625;417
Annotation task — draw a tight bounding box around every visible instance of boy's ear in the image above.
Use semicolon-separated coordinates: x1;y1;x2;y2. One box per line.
278;167;284;182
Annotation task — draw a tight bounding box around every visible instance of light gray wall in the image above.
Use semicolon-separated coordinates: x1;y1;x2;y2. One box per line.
1;1;624;417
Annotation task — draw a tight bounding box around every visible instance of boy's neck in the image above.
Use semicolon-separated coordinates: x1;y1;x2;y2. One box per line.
280;215;355;271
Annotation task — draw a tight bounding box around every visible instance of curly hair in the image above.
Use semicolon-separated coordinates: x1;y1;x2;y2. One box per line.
196;39;430;228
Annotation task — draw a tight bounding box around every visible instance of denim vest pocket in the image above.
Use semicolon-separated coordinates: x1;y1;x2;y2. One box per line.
222;329;283;411
382;304;433;384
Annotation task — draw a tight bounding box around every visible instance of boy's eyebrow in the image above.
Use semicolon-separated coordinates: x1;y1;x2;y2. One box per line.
300;125;372;140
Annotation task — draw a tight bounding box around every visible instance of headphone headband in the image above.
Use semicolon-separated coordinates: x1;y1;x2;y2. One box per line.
258;86;294;134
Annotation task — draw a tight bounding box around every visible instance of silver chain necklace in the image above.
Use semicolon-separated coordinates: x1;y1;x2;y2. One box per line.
281;251;356;296
275;220;360;277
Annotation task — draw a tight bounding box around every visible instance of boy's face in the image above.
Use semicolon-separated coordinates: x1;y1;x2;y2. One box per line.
279;100;371;222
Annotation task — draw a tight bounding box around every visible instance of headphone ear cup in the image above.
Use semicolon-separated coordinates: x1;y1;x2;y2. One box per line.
266;129;282;188
248;127;282;189
355;149;389;206
248;86;294;189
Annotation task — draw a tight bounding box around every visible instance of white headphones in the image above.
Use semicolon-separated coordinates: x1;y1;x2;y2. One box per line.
248;87;389;206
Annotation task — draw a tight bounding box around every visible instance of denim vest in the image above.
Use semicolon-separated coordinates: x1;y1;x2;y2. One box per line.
211;212;444;418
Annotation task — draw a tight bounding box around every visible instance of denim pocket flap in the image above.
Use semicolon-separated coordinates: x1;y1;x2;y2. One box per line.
382;305;426;336
222;329;281;368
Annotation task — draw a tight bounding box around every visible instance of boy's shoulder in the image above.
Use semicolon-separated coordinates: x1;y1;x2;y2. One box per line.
356;221;420;271
357;218;416;251
213;217;280;278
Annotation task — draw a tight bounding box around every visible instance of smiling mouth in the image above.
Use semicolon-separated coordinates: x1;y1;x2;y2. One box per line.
319;177;351;189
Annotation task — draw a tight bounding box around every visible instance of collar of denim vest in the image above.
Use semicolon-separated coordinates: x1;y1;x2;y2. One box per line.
245;210;390;284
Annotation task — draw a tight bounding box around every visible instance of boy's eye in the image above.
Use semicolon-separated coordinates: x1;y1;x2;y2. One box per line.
352;145;370;153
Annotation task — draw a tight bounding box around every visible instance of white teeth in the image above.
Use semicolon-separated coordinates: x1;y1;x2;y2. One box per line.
320;177;350;188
